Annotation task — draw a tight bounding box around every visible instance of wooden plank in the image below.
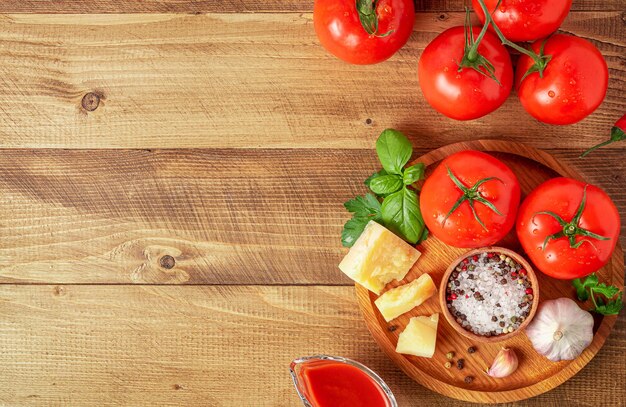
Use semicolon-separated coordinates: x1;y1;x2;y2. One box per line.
0;285;623;406
0;12;623;150
1;148;624;285
0;0;622;13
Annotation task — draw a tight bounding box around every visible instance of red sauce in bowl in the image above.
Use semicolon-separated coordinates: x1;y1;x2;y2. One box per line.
297;359;391;407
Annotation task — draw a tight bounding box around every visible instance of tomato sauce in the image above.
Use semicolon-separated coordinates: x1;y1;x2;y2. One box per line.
298;360;391;407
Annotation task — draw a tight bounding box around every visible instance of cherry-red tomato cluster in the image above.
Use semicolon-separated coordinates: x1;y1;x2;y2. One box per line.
313;0;609;125
419;0;607;124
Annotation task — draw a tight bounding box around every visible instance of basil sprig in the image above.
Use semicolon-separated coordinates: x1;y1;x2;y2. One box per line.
341;129;428;247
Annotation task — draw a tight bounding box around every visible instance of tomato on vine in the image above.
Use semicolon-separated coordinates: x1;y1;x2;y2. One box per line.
313;0;415;65
472;0;572;42
418;12;513;120
515;35;608;125
472;0;608;125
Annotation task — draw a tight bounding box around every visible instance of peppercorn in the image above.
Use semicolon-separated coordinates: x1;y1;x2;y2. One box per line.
491;316;498;322
446;351;454;360
467;346;476;354
457;359;464;370
388;325;398;332
464;376;474;384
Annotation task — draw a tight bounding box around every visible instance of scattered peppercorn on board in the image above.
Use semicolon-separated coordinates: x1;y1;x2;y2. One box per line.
357;140;624;403
0;1;624;406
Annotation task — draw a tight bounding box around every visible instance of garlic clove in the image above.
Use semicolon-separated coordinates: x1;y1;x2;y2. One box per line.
486;347;518;378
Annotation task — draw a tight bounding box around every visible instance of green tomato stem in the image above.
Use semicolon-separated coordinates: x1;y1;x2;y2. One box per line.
466;10;491;62
580;126;626;157
474;0;547;68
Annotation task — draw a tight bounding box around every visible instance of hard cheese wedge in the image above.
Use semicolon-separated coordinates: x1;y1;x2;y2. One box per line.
374;274;437;322
338;221;421;294
396;313;439;358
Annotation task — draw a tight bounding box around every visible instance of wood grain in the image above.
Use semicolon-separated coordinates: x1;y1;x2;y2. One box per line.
0;0;622;13
0;285;623;407
1;148;623;285
0;12;623;149
0;1;624;405
357;140;624;403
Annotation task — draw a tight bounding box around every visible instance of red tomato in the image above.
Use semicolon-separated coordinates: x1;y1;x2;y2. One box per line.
313;0;414;65
472;0;572;42
420;150;521;248
418;27;513;120
517;178;620;280
515;34;608;125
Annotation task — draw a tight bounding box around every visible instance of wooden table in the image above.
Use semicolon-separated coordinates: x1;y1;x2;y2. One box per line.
0;1;624;406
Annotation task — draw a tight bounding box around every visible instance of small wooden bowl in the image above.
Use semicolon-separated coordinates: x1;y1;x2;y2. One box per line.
439;247;540;343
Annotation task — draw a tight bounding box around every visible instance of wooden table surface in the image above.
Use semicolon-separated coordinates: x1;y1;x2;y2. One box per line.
0;1;624;406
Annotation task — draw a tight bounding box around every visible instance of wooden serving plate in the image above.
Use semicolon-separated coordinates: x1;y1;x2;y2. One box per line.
356;140;624;403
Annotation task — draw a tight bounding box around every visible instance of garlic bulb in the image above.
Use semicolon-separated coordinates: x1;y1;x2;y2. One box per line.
487;348;518;378
525;298;594;362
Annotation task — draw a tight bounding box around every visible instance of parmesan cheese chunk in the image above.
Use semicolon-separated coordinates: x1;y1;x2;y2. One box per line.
375;274;436;322
338;221;421;294
396;313;439;358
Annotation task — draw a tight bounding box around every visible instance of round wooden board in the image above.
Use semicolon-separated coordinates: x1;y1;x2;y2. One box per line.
356;140;624;404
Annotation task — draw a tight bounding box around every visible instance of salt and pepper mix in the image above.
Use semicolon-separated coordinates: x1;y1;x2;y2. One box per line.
445;252;533;337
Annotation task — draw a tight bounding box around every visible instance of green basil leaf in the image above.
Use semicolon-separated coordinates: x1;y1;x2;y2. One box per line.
364;169;388;189
403;163;425;185
369;174;403;196
376;129;413;175
381;187;425;244
342;194;382;247
417;227;429;244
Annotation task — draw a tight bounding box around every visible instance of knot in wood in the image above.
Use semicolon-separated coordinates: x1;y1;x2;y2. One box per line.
53;286;66;296
159;255;176;269
81;92;100;112
437;13;449;21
